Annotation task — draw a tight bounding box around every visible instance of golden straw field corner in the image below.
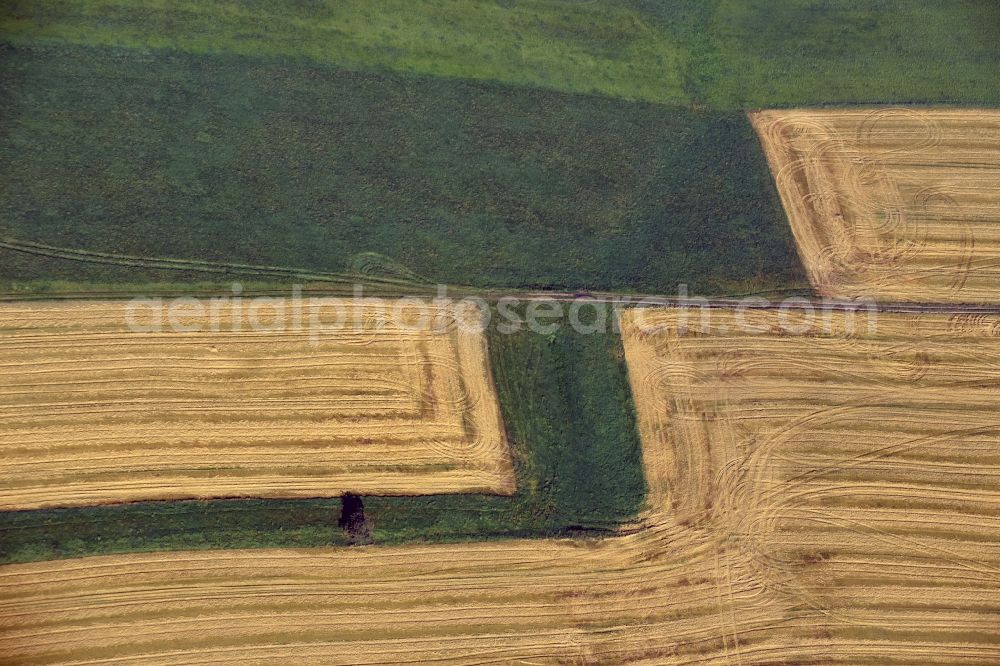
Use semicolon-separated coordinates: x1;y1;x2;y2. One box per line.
1;307;997;664
0;299;514;510
750;108;1000;304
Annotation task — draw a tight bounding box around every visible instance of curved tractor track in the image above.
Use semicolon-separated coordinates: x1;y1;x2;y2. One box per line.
1;307;997;664
751;108;1000;304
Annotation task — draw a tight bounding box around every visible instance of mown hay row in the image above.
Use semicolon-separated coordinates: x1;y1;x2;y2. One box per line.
752;108;1000;303
1;308;997;663
0;299;514;509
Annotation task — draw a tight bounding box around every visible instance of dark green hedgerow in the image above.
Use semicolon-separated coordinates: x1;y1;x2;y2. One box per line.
0;306;646;563
0;42;804;296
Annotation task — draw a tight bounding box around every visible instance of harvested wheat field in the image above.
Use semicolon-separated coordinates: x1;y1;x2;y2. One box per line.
751;108;1000;303
0;299;513;510
2;307;997;664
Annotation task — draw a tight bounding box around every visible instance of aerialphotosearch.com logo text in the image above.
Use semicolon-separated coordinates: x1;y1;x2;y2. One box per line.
124;283;879;342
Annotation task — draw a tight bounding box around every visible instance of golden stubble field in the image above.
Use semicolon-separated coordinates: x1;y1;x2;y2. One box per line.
0;299;514;510
2;307;997;664
751;108;1000;303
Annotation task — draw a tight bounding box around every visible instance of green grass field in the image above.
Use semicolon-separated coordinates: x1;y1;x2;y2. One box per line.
0;42;803;296
3;0;997;109
2;0;692;104
0;306;646;563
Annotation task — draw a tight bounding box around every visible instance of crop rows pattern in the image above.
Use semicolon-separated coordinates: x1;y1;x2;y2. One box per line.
752;108;1000;303
0;300;513;510
0;308;995;663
